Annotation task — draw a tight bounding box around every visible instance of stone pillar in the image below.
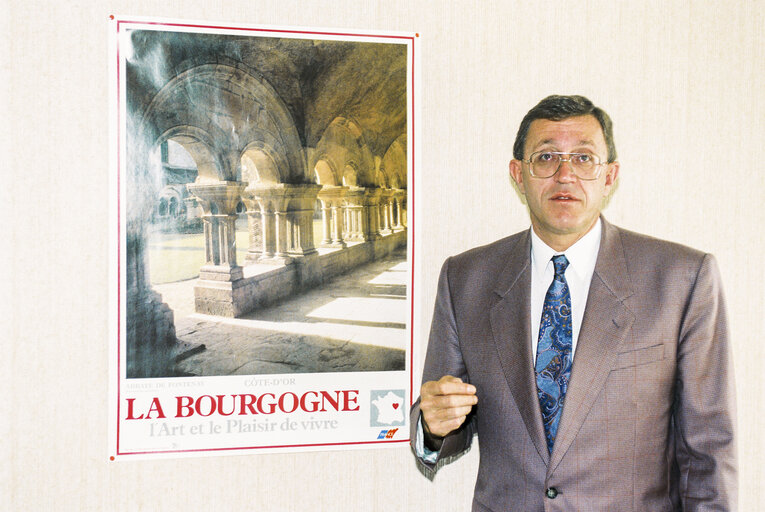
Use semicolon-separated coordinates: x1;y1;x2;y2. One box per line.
317;185;348;248
344;187;383;241
379;189;393;235
244;183;323;264
363;188;383;241
184;196;201;221
343;205;350;239
393;189;406;230
126;221;179;378
332;203;344;246
241;197;264;263
274;210;289;259
343;187;366;241
124;132;204;375
242;188;279;263
320;202;332;245
348;203;358;238
187;181;246;282
283;184;323;257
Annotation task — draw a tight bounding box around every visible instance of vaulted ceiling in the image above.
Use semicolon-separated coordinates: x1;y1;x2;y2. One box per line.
126;30;407;159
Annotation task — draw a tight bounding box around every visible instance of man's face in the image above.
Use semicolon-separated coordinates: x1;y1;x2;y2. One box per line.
509;115;619;250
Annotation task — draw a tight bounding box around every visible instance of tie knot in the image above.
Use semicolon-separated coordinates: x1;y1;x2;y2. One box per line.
552;255;569;276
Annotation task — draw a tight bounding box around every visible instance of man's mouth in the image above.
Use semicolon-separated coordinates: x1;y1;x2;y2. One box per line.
550;193;577;201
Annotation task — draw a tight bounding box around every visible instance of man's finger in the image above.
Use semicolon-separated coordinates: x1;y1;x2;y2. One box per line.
424;393;478;409
423;376;477;397
425;405;475;422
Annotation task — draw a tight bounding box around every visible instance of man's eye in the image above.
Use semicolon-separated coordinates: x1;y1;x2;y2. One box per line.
538;152;554;162
574;154;592;163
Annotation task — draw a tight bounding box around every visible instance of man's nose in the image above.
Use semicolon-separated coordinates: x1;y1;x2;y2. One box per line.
555;159;577;182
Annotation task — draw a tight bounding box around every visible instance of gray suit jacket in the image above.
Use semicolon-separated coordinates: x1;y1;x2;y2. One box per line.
410;219;737;511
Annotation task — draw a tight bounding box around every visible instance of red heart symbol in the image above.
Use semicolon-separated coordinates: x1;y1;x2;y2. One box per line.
392;403;399;409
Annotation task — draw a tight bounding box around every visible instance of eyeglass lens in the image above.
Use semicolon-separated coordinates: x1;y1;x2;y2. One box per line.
530;152;600;179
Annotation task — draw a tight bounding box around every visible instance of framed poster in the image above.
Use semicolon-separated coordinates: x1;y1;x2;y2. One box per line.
108;16;418;459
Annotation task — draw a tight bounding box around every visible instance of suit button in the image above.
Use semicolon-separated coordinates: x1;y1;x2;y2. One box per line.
545;487;558;499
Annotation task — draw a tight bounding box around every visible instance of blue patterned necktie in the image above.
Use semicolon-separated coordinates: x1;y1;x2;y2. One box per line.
535;254;573;453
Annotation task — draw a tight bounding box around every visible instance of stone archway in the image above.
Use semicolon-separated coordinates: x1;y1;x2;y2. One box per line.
313;157;347;248
142;63;306;182
381;134;408;229
156;126;223;182
314;117;375;187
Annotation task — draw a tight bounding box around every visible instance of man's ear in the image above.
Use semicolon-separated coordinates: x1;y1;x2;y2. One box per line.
509;159;525;194
604;161;620;189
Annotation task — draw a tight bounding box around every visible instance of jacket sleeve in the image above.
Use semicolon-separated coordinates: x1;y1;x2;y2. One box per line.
674;253;737;510
410;257;476;477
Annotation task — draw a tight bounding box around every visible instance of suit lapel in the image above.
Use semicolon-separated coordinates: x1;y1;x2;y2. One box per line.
548;219;636;473
489;230;550;465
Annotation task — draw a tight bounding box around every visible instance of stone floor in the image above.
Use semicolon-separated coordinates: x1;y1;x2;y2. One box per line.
154;247;408;376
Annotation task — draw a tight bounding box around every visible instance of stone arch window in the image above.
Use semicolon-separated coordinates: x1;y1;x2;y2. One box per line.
168;197;179;217
164;139;197;169
241;145;282;184
314;158;339;186
381;134;408;229
342;164;359;187
314;117;375;187
376;167;390;189
381;134;407;190
156;128;222;182
158;198;168;217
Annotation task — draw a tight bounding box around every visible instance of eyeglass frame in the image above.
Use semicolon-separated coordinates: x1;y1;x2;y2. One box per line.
521;151;611;181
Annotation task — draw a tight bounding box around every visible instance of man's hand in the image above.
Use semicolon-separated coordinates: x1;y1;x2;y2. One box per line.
420;376;478;450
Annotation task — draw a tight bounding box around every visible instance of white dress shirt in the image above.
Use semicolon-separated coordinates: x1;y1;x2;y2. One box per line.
416;219;603;461
529;218;601;356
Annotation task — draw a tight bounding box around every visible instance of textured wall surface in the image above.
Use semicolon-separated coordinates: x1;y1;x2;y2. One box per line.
2;1;763;510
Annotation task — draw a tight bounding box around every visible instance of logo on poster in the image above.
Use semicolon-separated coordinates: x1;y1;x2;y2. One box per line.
376;428;399;439
369;390;405;427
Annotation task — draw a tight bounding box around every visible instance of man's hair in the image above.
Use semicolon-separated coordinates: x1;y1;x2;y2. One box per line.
512;95;617;162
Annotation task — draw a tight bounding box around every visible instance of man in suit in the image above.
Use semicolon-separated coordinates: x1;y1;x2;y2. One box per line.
410;95;737;511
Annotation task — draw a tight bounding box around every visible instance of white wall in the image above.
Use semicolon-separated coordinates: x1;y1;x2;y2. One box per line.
3;1;763;510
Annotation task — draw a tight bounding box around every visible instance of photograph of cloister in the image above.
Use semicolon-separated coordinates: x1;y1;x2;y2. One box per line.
123;28;409;379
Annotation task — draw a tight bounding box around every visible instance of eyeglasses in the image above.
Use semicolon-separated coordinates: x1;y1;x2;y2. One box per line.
522;151;607;181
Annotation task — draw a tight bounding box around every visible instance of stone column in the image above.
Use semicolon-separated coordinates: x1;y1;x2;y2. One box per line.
317;185;348;248
244;183;323;263
393;189;406;230
345;187;383;241
186;181;248;317
242;188;278;262
283;184;323;257
343;206;350;239
274;210;289;259
261;208;276;258
183;196;201;221
319;202;332;245
125;221;179;378
349;204;359;237
363;188;383;241
241;197;264;263
379;189;393;235
187;181;246;282
343;187;366;242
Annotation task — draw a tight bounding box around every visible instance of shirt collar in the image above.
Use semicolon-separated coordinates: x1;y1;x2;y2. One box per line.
530;218;602;282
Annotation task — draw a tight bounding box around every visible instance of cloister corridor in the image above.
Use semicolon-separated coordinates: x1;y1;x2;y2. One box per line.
153;246;408;376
